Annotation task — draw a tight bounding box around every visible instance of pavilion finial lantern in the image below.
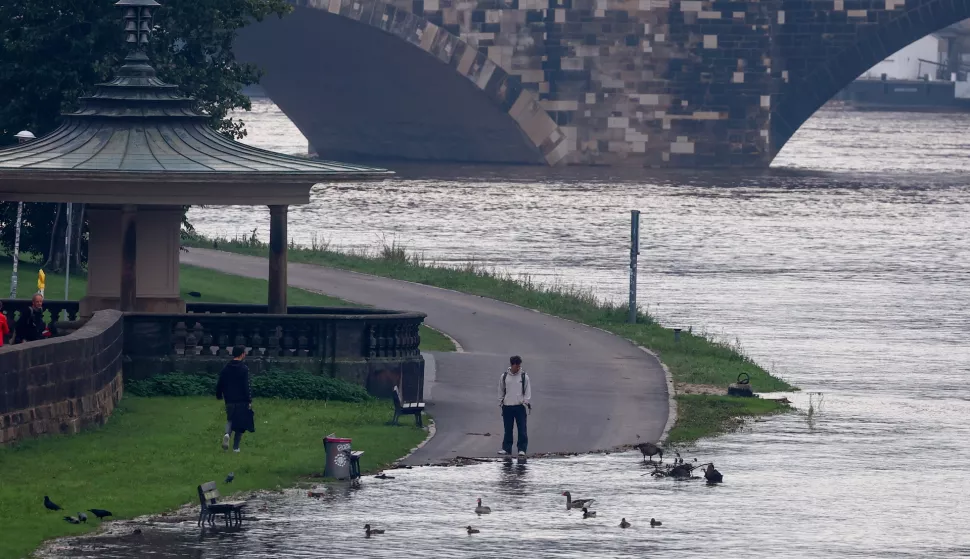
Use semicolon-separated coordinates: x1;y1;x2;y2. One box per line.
0;0;390;316
118;0;158;47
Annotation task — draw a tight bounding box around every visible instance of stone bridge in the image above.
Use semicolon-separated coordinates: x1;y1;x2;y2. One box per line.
234;0;970;167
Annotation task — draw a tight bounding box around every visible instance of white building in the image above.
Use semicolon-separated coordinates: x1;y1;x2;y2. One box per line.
861;35;943;81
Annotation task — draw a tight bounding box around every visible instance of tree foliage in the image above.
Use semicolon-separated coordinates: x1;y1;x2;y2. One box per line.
0;0;290;269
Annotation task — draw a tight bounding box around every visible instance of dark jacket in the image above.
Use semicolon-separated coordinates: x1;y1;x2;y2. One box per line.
216;360;252;404
15;308;56;343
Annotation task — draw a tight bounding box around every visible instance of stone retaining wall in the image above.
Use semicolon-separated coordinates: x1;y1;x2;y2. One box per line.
0;310;124;445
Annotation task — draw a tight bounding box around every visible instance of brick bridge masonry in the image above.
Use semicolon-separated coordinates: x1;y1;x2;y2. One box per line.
235;0;970;167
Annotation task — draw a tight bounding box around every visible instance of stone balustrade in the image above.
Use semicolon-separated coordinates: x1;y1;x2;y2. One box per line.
0;299;426;406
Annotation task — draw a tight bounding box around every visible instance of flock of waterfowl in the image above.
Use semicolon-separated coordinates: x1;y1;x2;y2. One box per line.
361;442;724;538
635;441;724;483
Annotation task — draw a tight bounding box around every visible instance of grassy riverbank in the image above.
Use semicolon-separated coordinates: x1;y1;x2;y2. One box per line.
0;259;455;353
0;397;426;559
667;395;788;444
186;235;796;442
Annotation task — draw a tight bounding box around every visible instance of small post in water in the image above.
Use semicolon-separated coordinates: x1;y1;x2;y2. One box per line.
628;210;641;324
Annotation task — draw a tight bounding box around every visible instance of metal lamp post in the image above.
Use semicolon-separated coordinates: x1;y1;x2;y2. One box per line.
64;202;72;299
628;210;641;324
9;130;35;298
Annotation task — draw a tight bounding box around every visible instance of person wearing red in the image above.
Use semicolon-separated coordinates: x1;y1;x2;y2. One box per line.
0;301;10;346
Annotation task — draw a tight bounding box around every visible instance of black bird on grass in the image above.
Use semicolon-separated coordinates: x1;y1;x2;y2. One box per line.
44;496;62;511
225;472;235;484
77;512;88;523
88;509;113;520
64;516;80;524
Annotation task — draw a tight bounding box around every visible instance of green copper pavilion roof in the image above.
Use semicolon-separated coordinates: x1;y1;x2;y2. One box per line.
0;0;390;196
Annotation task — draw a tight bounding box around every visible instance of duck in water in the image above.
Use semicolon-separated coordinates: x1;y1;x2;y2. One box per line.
466;526;480;534
704;463;723;484
620;518;631;528
561;491;595;510
650;518;662;527
475;498;491;514
582;507;596;518
364;524;385;537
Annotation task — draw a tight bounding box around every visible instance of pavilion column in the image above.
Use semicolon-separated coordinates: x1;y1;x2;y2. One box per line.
268;205;289;315
120;205;138;312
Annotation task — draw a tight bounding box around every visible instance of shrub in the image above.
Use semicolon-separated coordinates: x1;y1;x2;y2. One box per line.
125;372;218;397
125;370;372;402
251;372;371;402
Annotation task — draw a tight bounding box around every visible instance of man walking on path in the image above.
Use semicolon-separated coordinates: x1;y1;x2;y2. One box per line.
499;355;531;457
216;346;254;453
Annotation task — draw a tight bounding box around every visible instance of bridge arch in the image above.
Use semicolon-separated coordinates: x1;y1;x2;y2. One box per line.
234;1;569;165
771;0;970;158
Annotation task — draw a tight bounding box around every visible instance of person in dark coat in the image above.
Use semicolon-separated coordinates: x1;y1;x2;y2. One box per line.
216;346;254;452
15;293;57;343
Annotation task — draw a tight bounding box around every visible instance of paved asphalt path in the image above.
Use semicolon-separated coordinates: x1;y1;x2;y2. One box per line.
182;248;669;465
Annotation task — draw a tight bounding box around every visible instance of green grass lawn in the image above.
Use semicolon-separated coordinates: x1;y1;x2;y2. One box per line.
666;395;788;444
0;397;426;559
0;259;455;353
186;236;797;442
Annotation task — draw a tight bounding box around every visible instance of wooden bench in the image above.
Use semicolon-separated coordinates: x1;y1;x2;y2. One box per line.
197;481;246;527
389;385;425;427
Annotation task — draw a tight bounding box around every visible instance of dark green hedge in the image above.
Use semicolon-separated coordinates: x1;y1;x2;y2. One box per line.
125;371;372;403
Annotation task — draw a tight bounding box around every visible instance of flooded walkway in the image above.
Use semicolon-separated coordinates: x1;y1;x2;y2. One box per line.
181;248;671;463
40;394;970;559
39;451;738;559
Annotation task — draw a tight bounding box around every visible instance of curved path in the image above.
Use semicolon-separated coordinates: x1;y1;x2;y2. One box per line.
181;248;669;465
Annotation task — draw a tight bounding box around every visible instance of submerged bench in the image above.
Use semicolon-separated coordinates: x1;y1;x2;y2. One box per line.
350;450;365;481
197;481;246;527
389;385;425;427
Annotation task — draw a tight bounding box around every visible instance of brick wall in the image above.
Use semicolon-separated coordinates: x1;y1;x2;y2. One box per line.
0;310;124;445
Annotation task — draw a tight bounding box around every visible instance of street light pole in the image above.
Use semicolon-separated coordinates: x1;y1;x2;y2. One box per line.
64;203;72;299
10;202;23;298
628;209;641;324
9;130;35;298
